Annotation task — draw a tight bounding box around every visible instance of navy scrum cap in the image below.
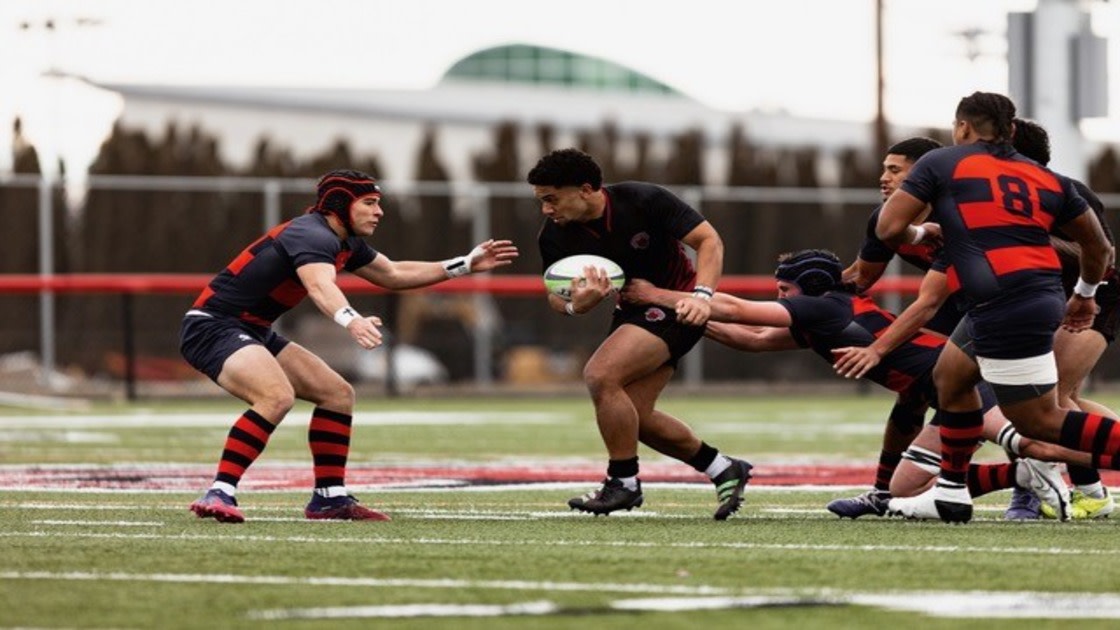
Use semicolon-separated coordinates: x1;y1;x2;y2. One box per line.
313;169;381;234
774;250;842;296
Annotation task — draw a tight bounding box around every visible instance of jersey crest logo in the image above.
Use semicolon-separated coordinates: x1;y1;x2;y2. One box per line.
644;307;666;322
630;232;650;250
237;334;252;342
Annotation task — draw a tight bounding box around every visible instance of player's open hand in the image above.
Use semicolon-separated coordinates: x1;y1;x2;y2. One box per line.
347;315;383;350
831;345;881;379
467;239;519;272
1062;295;1098;332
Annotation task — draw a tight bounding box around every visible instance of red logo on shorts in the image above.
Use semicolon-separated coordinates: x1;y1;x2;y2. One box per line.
645;307;666;322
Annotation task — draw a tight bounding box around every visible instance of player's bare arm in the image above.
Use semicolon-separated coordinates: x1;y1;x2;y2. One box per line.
875;190;929;249
675;221;724;326
297;262;383;350
832;269;949;379
704;321;799;352
353;240;518;290
1058;211;1111;332
623;279;791;328
843;258;888;294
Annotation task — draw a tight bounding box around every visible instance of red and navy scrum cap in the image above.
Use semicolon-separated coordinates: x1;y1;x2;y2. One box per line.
314;169;381;225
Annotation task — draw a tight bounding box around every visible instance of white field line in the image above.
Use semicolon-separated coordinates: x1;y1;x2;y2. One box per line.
0;482;872;493
1;530;1116;557
0;411;562;429
0;571;732;596
251;601;561;620
31;519;164;527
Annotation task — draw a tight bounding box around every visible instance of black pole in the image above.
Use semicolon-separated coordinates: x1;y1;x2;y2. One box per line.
122;293;137;401
383;292;399;398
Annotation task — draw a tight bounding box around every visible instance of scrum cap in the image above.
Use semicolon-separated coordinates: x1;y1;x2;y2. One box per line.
774;249;843;296
313;169;380;234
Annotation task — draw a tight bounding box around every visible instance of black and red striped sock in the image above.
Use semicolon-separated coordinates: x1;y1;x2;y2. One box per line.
967;462;1013;498
1058;411;1120;470
874;450;903;492
938;409;984;485
309;407;353;490
215;409;276;488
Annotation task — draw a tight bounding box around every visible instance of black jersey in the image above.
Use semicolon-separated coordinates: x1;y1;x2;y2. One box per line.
779;292;944;397
1052;179;1117;296
859;205;966;336
901;142;1088;306
192;213;377;327
537;182;703;292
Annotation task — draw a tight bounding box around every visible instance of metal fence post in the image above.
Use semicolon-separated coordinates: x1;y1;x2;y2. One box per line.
472;187;494;386
38;176;56;389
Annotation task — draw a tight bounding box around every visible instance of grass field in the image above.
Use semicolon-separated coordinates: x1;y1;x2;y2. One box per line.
2;394;1119;628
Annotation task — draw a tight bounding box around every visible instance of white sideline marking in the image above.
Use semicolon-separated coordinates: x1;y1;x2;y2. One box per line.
250;601;560;620
0;411;562;429
31;520;164;527
0;571;732;596
1;531;1115;557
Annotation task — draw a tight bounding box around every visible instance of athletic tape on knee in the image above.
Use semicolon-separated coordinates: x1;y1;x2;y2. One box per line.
995;423;1022;457
901;445;941;476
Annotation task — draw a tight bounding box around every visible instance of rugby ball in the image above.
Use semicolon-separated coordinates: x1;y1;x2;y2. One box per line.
544;254;625;300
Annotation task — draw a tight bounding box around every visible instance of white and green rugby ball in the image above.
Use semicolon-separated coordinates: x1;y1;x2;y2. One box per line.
544;254;625;301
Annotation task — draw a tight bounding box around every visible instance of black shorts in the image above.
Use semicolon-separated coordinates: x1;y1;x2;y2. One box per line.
609;306;705;369
179;311;290;382
962;288;1065;360
1090;276;1120;343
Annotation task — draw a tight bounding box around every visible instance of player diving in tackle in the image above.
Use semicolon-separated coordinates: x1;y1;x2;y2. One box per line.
623;249;1091;518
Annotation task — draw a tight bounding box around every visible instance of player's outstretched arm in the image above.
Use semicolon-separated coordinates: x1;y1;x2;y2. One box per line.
832;270;949;379
353;240;519;290
297;262;383;349
622;279;792;327
705;322;799;352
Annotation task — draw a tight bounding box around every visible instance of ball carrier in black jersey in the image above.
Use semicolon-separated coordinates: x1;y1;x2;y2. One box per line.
181;169;518;523
528;148;753;519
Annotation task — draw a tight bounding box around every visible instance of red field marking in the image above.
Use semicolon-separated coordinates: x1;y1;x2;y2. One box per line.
4;463;1117;491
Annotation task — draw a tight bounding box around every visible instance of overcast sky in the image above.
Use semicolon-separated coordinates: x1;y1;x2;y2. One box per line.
2;0;1119;159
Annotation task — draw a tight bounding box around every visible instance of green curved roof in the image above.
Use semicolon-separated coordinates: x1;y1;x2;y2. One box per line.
442;44;679;95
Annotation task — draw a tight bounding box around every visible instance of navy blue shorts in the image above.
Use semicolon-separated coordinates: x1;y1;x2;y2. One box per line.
179;311;290;382
610;305;705;369
959;288;1065;360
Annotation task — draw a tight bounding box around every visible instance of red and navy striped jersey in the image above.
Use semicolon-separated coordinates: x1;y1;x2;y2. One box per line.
901;142;1088;305
192;213;377;327
538;182;702;292
780;292;944;396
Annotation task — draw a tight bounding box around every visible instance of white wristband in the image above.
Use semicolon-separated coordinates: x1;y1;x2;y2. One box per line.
692;285;714;301
441;243;488;279
1074;277;1101;298
441;255;470;278
334;305;360;328
909;225;927;245
564;301;579;316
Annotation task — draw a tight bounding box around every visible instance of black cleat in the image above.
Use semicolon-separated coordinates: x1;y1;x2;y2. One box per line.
712;458;753;521
568;478;643;515
826;489;890;519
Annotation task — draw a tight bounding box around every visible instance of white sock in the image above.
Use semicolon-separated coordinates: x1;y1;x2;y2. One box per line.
315;485;349;498
210;481;236;497
1076;482;1106;499
617;475;639;491
705;455;732;479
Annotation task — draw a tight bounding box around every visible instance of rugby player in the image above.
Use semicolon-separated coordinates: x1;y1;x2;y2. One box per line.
528;148;752;520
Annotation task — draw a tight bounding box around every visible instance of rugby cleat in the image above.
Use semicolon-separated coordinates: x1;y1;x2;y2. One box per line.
1003;486;1041;520
887;483;972;523
305;493;391;521
568;478;643;516
711;458;753;521
189;488;245;523
827;489;890;519
1015;459;1071;522
1044;488;1114;520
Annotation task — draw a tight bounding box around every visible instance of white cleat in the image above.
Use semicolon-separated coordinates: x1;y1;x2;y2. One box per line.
888;483;973;523
1015;458;1071;522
